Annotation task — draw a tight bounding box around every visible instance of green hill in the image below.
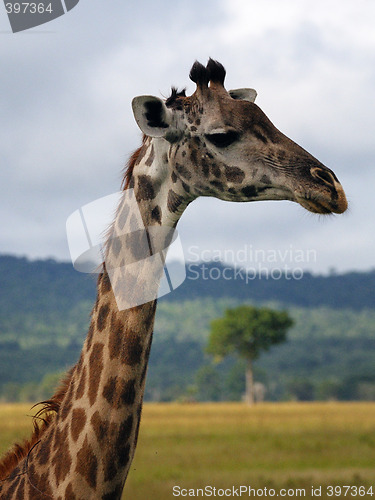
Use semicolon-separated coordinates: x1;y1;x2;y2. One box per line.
0;255;374;402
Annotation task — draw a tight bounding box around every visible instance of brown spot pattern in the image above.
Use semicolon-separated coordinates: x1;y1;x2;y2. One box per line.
109;234;122;258
86;321;95;351
25;467;52;498
118;203;130;230
190;147;198;164
137;175;155;200
133;403;143;448
60;380;74;421
102;377;117;405
210;180;224;191
108;318;143;365
76;365;86;400
37;430;53;466
109;326;143;366
128;229;149;261
88;343;104;406
71;408;87;442
65;483;77;500
102;485;124;499
91;411;109;444
76;435;98;490
123;335;143;366
102;377;136;408
108;314;124;360
145;144;155;166
201;158;209;177
176;163;191;180
94;294;99;313
167;189;183;213
95;413;133;482
104;451;118;482
52;425;72;485
242;185;257;198
97;303;110;332
260;174;271;184
151;205;162;224
117;443;131;469
119;414;134;445
211;163;221;178
225;166;245;183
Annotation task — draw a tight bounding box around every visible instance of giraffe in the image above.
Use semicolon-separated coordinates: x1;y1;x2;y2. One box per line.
0;59;347;499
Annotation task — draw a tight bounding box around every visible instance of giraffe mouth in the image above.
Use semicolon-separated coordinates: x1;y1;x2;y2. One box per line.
296;196;333;214
295;190;348;215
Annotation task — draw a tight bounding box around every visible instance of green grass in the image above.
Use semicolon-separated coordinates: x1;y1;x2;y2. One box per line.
1;403;375;498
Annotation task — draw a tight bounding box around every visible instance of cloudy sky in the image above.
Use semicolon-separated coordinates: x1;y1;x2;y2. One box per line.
1;0;374;274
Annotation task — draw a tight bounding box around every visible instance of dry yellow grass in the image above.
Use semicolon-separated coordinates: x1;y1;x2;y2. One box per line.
0;403;34;454
1;402;375;499
124;402;375;498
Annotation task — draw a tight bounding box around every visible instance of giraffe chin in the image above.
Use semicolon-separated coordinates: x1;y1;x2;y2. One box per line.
295;194;347;215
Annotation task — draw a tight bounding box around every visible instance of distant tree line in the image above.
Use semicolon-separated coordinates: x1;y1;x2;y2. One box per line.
1;255;375;403
1;256;375;317
1;333;375;403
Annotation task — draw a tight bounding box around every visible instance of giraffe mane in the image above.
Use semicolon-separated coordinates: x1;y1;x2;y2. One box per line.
0;368;74;481
165;87;187;108
122;134;147;191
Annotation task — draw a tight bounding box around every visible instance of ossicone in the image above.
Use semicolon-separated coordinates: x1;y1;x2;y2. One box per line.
189;58;226;88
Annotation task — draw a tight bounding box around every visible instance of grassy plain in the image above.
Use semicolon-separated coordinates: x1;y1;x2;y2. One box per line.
0;403;374;499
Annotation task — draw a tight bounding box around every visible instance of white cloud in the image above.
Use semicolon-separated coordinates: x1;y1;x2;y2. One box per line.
0;0;374;272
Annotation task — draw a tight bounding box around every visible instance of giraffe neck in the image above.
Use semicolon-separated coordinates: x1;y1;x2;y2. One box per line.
0;137;191;499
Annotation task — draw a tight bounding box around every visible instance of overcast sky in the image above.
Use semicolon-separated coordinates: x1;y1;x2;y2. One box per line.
1;0;374;274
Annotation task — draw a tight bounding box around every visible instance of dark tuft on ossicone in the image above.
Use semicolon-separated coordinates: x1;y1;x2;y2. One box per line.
189;61;209;86
189;59;226;88
207;58;226;85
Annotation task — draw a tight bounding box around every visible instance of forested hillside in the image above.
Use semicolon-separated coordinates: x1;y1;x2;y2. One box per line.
0;255;374;402
2;256;374;317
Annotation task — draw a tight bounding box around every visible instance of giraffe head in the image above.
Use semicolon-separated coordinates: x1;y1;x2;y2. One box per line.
132;59;347;215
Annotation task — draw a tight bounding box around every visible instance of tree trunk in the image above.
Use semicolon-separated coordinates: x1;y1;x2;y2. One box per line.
245;358;255;405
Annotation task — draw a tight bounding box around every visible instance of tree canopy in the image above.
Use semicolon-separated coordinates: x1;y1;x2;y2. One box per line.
207;305;294;403
207;305;293;360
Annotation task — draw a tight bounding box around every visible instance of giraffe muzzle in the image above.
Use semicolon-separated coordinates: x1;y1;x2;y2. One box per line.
295;166;348;215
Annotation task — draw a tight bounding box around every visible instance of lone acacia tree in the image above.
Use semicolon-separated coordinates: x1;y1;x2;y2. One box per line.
207;305;294;404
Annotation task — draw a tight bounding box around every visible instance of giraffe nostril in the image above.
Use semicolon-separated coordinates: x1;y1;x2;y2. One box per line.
311;167;337;187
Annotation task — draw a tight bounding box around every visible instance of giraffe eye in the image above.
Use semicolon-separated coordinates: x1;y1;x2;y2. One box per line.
205;131;240;148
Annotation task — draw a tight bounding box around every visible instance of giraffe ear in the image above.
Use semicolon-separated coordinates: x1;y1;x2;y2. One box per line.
229;88;257;103
132;96;173;138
